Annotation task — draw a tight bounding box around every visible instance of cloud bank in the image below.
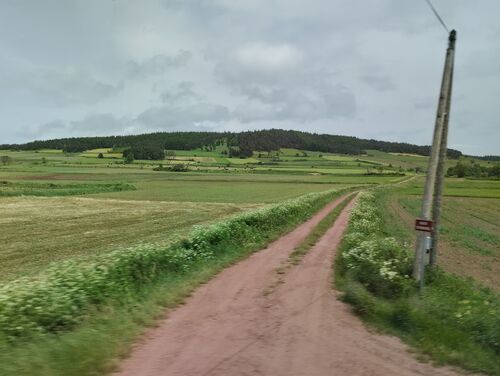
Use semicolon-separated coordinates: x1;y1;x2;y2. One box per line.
0;0;499;155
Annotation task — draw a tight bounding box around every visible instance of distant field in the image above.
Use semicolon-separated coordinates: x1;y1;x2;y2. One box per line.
89;180;348;203
379;177;500;290
397;177;500;198
0;197;260;282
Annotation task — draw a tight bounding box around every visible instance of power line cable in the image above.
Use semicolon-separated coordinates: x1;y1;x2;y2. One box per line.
423;0;450;33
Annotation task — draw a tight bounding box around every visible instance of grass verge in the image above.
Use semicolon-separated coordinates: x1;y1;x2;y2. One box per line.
334;190;500;375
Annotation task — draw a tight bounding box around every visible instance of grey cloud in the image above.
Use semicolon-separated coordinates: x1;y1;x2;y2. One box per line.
232;83;356;123
127;51;192;79
136;102;231;130
31;120;67;138
1;0;500;155
414;97;435;110
39;120;66;132
360;74;396;92
162;0;225;18
68;114;128;133
0;68;122;107
34;114;128;138
215;43;356;122
161;81;202;104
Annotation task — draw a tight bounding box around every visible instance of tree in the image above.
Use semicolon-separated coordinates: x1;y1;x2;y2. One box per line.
229;147;252;158
41;157;47;164
125;145;165;160
1;155;12;165
455;162;467;178
97;152;104;159
170;164;189;172
123;150;134;164
166;150;176;160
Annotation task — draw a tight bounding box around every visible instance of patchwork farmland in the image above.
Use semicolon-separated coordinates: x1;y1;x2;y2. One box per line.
0;136;498;376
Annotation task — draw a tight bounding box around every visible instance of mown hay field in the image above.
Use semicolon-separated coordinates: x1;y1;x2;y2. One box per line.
0;196;260;282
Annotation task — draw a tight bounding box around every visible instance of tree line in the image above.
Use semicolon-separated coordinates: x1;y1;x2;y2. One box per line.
1;129;465;158
228;130;462;158
447;160;500;178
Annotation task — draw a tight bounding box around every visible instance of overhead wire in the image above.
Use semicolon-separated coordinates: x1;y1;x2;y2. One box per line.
423;0;450;33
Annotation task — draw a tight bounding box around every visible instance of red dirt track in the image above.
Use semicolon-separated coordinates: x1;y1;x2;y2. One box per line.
113;195;460;376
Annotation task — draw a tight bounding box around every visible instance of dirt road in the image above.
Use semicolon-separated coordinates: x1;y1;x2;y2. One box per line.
113;195;459;376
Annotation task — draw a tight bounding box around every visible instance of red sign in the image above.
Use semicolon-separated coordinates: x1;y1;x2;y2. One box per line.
415;218;433;232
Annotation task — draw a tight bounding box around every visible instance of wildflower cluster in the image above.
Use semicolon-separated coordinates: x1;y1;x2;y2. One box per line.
0;188;345;342
342;192;412;298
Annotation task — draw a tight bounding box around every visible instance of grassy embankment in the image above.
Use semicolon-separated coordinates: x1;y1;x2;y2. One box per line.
0;188;349;376
335;181;500;375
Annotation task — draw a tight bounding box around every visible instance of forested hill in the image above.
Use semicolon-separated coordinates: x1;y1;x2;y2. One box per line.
1;129;463;158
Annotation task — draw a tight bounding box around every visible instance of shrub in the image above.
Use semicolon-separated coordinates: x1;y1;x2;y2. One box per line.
340;192;412;298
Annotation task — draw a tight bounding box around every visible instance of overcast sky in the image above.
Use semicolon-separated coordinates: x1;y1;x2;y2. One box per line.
0;0;498;155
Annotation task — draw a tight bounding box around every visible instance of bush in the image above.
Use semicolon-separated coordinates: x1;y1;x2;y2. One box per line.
340;192;412;298
153;164;189;172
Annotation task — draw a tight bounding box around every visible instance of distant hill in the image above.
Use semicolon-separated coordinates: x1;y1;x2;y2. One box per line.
0;129;464;158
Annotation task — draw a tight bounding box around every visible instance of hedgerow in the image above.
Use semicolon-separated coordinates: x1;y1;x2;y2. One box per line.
0;188;345;342
336;190;500;374
0;181;135;197
340;192;413;298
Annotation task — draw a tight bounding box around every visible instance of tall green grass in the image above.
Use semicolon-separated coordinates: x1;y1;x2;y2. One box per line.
335;191;500;375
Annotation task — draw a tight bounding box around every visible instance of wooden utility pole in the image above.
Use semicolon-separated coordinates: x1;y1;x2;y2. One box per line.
413;30;456;287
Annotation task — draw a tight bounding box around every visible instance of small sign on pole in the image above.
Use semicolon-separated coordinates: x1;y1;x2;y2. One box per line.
415;218;433;232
